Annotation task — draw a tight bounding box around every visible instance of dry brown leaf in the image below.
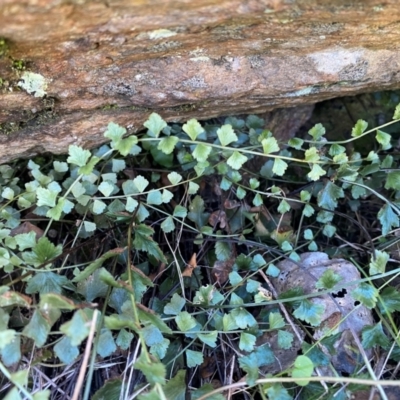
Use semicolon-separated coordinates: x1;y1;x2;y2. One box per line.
10;221;44;240
212;258;235;285
148;262;166;282
200;356;216;379
224;199;241;209
182;253;197;277
208;211;227;229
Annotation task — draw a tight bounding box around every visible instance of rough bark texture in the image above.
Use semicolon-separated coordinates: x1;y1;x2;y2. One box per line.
1;0;400;163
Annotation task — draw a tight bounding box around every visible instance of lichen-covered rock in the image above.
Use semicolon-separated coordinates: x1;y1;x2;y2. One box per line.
1;0;400;162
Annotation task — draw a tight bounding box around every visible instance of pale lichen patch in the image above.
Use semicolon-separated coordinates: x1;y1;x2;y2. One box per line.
148;29;177;40
18;72;48;98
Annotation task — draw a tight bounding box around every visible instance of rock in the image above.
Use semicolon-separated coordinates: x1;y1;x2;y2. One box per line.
271;252;373;374
1;0;400;163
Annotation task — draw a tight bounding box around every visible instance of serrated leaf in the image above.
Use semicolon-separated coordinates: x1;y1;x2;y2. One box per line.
215;240;231;261
376;130;391;149
161;216;175;233
238;353;259;386
54;336;79;364
361;322;389;349
164;293;185;315
308;164;326;181
266;264;280;277
230;307;257;329
97;329;117;358
239;332;256;351
322;224;336;238
223;313;238;331
98;181;114;197
385;171;400;190
253;193;263;206
22;308;60;347
393;103;400;120
147;190;162;205
272;158;288;176
197;331;218;348
168;172;182;185
351;119;368;137
2;187;14;200
92;199;107;214
67;145;91;167
91;380;123;400
125;197;138;212
308;123;325;140
293;300;325;326
262;137;280;154
79;156;101;175
175;311;197;332
164;370;186;400
133;176;149;193
112;159;126;173
329;144;346;156
158;136;179;154
188;182;199;194
315;269;341;290
277;199;290;214
269;312;285;329
182;119;204;141
305;147;320;163
193;143;212;162
188;195;209;228
14;232;37;251
133;224;166;262
60;309;94;346
217;124;238;146
116;329;134;350
265;384;292;400
162;189;173;203
352;283;379;309
227;151;248;170
379;287;400;314
1;335;21;367
288;137;304;150
278;330;294;350
292;355;313;386
369;250;389;276
173;205;187;218
104;122;126;142
0;330;15;350
142;325;163;347
186;350;203;368
378;204;399;235
236;186;246;199
71;182;86;198
303;204;314;217
22;237;62;266
135;353;166;385
36;187;58;207
302;342;330;367
77;269;108;302
229;271;242;285
144;113;167;138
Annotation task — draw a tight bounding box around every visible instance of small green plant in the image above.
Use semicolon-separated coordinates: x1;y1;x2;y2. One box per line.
0;104;400;399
